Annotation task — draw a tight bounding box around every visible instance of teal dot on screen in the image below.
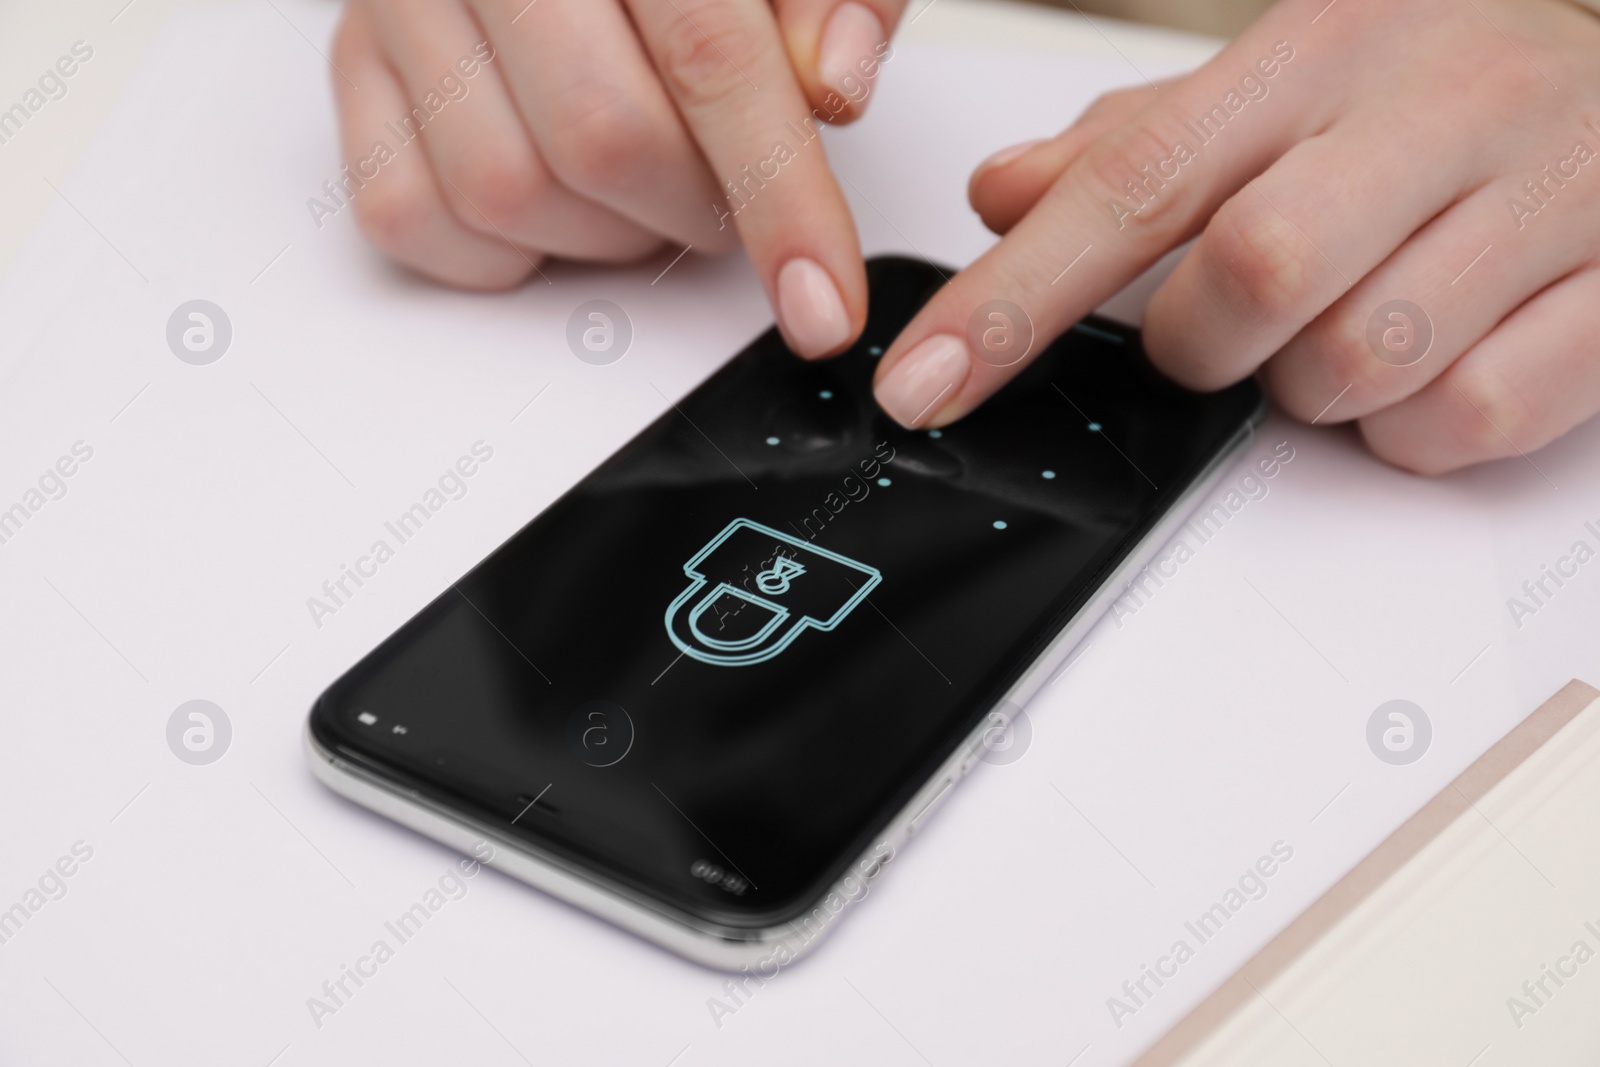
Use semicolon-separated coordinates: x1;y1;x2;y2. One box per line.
877;477;891;487
765;436;779;446
868;346;883;356
1042;470;1056;479
1088;422;1102;432
993;520;1008;530
819;390;833;399
928;429;943;438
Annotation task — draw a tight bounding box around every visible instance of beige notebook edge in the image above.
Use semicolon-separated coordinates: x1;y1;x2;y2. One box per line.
1135;677;1600;1067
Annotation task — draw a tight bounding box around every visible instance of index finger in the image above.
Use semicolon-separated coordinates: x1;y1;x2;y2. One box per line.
625;0;871;358
872;20;1332;426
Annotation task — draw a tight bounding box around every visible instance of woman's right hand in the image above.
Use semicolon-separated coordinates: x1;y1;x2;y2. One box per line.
330;0;906;358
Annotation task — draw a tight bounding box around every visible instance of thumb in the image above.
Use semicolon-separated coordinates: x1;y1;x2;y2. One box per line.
775;0;909;123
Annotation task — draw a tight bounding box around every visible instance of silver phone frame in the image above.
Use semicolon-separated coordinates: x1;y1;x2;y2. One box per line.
306;397;1264;972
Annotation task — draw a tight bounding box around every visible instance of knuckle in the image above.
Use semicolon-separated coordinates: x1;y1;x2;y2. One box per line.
542;94;657;196
350;172;540;290
1283;312;1386;420
655;6;767;108
445;151;549;234
353;176;430;252
1078;111;1201;243
1200;201;1319;324
1447;363;1543;457
1357;418;1443;476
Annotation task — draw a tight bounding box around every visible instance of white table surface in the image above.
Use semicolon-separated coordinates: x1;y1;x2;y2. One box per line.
2;4;1596;1067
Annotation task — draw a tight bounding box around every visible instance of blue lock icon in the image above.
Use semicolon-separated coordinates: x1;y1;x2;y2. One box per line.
665;519;881;666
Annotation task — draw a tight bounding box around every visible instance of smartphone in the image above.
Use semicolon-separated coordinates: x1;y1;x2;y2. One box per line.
306;256;1265;970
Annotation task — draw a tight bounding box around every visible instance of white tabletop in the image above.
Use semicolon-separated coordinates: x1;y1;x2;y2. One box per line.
2;4;1594;1067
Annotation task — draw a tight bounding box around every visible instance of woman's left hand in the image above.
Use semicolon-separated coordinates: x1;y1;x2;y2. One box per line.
872;0;1600;474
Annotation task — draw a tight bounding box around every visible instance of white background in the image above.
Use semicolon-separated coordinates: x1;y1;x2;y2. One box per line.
0;2;1597;1065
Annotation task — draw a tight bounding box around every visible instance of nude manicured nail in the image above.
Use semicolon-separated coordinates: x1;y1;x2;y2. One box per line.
777;258;851;358
818;2;885;109
875;334;970;428
974;138;1047;176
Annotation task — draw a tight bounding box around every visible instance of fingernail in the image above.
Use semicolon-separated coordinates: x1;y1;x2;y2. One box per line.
875;334;970;428
777;257;852;358
818;2;885;111
974;139;1047;177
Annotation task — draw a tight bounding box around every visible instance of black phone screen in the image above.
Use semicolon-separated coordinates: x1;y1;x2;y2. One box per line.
311;257;1263;928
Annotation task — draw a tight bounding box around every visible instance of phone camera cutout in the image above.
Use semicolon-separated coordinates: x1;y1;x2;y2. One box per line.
691;859;749;896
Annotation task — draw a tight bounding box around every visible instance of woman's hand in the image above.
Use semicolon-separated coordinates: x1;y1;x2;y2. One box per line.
330;0;905;358
874;0;1600;474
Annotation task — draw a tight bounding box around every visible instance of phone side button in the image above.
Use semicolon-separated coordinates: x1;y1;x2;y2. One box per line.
909;777;955;836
